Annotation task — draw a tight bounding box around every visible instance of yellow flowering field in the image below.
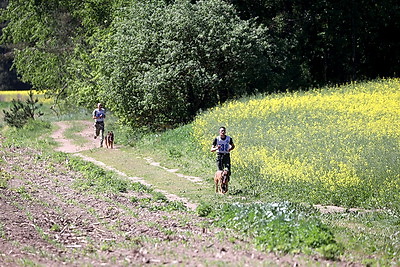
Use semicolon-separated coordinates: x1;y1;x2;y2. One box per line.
0;90;50;103
193;79;400;208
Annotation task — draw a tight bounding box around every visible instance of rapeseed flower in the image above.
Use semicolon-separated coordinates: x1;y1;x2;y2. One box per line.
193;79;400;207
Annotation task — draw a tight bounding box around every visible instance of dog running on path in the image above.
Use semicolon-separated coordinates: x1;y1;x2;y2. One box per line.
105;131;114;149
214;168;229;194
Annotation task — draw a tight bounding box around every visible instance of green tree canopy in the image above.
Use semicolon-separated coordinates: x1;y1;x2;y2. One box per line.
2;0;398;130
87;0;281;129
231;0;400;85
0;0;129;99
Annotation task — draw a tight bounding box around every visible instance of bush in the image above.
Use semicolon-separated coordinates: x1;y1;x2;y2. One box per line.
3;91;43;128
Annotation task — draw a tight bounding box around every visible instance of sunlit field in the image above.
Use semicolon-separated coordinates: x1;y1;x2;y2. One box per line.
0;90;52;125
1;82;398;264
193;79;400;211
0;90;50;102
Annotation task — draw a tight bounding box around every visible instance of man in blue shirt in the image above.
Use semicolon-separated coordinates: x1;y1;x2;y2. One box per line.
92;103;106;147
211;126;235;174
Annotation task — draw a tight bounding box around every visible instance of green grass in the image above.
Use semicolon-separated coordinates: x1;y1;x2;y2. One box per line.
59;153;187;212
323;210;400;265
63;121;91;146
0;119;55;150
114;79;400;265
81;147;214;203
211;202;342;259
1;80;399;265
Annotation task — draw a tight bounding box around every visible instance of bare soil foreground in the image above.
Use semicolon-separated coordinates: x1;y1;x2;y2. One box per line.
0;122;358;266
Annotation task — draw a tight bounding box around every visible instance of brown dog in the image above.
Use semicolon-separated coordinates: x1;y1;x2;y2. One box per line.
105;131;114;149
214;168;230;194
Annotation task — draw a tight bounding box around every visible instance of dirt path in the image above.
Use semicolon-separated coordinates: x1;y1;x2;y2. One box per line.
50;120;98;153
50;121;201;211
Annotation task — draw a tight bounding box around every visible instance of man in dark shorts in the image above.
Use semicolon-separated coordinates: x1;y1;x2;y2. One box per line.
92;102;106;147
211;126;235;174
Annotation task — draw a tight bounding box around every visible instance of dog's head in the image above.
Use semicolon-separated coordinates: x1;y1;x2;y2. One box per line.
221;168;229;193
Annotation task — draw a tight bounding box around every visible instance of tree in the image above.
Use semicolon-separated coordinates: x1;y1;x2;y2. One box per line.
228;0;400;86
1;0;71;96
86;0;281;130
0;0;130;100
3;90;43;128
0;0;31;91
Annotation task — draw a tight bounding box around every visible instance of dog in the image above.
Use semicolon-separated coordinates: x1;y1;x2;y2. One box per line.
214;168;230;194
105;131;114;149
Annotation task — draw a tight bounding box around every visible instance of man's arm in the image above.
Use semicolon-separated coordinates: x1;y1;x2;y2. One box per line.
229;143;235;152
229;138;235;152
210;138;218;152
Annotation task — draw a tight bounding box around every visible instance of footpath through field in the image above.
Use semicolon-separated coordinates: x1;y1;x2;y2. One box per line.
51;120;216;211
51;120;377;215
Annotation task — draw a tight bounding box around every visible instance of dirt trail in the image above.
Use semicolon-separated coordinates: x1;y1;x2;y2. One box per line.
50;120;98;153
51;120;199;211
1;145;287;266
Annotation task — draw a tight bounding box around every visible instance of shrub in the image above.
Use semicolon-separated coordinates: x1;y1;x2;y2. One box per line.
3;91;43;128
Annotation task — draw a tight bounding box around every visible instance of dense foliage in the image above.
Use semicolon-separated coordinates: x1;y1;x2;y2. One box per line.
231;0;400;85
90;0;278;129
1;0;399;128
0;0;130;99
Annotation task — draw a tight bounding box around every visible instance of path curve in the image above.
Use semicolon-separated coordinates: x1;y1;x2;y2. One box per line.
51;120;98;153
51;121;199;210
